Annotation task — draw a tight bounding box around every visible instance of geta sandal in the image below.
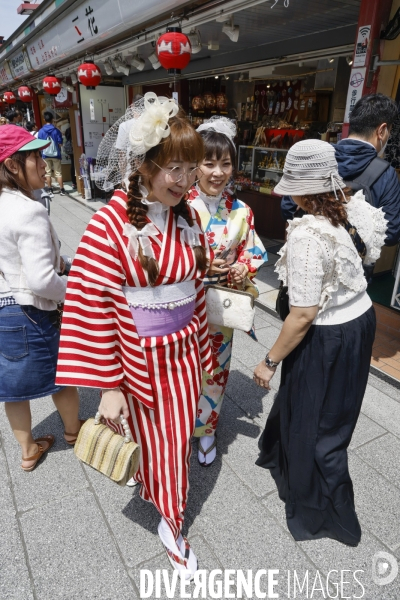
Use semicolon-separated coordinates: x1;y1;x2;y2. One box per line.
21;435;55;472
198;436;217;467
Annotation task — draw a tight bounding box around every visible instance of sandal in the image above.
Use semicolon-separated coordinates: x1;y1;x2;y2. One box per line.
163;537;197;581
198;435;217;467
64;419;86;445
158;520;198;580
21;435;55;472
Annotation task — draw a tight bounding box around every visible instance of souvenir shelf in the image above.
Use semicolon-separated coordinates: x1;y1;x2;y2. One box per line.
237;146;288;194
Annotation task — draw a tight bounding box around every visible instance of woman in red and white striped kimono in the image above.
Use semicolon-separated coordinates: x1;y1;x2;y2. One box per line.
55;94;213;580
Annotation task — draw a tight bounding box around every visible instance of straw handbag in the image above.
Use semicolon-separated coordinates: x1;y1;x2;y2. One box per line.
74;415;140;486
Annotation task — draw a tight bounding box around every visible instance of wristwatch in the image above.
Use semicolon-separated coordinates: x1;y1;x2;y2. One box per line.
265;354;280;368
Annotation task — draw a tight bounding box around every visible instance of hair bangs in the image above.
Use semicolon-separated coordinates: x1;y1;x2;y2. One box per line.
199;130;236;164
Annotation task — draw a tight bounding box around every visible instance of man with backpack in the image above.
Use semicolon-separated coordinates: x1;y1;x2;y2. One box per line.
37;111;66;196
281;93;400;248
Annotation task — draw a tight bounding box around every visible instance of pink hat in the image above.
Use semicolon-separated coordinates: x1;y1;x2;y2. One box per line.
0;125;50;163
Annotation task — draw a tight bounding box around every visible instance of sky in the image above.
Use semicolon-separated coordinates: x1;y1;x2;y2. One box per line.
0;1;30;42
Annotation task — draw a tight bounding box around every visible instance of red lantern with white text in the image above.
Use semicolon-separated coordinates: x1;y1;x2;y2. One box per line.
3;91;17;104
43;76;62;96
18;86;33;102
156;27;191;74
77;62;102;89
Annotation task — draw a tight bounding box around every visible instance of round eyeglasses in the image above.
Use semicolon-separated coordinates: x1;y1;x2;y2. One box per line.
151;160;203;184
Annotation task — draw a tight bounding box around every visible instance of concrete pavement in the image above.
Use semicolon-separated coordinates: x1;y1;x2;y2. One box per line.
1;192;400;599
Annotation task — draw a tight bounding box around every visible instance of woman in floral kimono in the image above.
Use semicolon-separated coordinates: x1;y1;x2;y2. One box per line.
188;117;268;466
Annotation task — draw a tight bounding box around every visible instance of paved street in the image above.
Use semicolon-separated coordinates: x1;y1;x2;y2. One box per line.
1;193;400;599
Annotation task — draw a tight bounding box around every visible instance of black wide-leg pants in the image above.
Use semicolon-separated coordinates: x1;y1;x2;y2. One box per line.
256;306;376;546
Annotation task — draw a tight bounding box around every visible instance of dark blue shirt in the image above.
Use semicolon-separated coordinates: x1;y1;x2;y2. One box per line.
281;139;400;246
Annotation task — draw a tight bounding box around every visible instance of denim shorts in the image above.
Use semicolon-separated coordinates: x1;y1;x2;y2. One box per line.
0;304;65;402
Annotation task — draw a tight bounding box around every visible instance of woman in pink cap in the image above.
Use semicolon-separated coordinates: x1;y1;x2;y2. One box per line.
0;125;81;472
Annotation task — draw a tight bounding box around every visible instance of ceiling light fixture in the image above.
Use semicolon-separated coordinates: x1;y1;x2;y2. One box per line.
130;54;145;71
224;74;230;80
208;41;219;51
148;51;161;69
187;29;202;54
102;58;114;75
346;56;353;66
222;16;239;43
239;72;244;81
328;57;335;63
113;56;130;76
215;75;219;79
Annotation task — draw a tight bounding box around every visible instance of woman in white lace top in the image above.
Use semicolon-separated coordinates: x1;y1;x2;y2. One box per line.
254;139;386;547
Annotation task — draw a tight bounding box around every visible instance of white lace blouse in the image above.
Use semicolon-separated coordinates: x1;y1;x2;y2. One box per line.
275;191;387;325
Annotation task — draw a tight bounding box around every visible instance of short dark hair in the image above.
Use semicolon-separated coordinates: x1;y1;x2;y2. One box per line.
349;93;398;136
6;109;20;122
198;130;236;166
25;122;35;132
44;111;53;123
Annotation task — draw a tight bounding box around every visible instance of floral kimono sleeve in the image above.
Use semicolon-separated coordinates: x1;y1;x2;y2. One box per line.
234;206;268;278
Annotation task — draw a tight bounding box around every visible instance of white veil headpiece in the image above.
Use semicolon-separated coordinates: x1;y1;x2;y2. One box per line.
196;116;237;141
94;92;179;191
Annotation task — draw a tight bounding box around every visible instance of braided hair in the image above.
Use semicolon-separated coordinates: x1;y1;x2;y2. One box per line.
125;112;207;286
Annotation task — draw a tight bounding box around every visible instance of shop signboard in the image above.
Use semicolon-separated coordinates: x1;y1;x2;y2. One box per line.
26;0;188;71
9;50;33;79
0;61;14;86
353;25;371;68
344;67;366;124
80;85;125;159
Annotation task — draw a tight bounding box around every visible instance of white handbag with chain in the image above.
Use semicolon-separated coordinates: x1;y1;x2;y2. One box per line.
205;283;256;331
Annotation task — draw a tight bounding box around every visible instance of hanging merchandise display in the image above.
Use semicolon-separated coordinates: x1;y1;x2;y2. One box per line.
77;62;102;89
3;91;17;104
203;92;216;109
192;95;205;111
156;27;192;74
18;86;33;102
43;75;62;96
216;92;228;110
79;153;92;200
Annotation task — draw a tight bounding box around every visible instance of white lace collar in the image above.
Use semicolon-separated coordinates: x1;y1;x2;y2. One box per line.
195;184;222;216
139;185;169;231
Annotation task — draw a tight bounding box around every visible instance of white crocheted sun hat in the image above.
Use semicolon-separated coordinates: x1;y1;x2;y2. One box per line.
274;139;346;197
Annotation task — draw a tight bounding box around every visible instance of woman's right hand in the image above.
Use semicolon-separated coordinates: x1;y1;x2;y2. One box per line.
207;258;230;277
99;388;129;423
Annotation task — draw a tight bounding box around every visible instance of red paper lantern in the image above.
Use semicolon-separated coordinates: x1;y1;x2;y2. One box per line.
43;76;62;96
77;61;102;89
18;86;33;102
3;91;17;104
156;27;191;74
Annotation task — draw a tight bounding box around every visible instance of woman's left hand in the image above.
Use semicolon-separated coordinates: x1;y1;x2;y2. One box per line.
230;263;248;284
253;360;276;390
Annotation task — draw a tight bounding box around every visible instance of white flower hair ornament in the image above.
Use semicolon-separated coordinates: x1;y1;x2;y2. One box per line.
129;92;179;154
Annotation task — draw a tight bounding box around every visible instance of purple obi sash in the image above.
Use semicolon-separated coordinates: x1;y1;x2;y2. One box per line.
123;281;196;337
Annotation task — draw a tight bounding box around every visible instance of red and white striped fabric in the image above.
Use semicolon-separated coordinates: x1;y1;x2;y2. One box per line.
56;190;213;538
